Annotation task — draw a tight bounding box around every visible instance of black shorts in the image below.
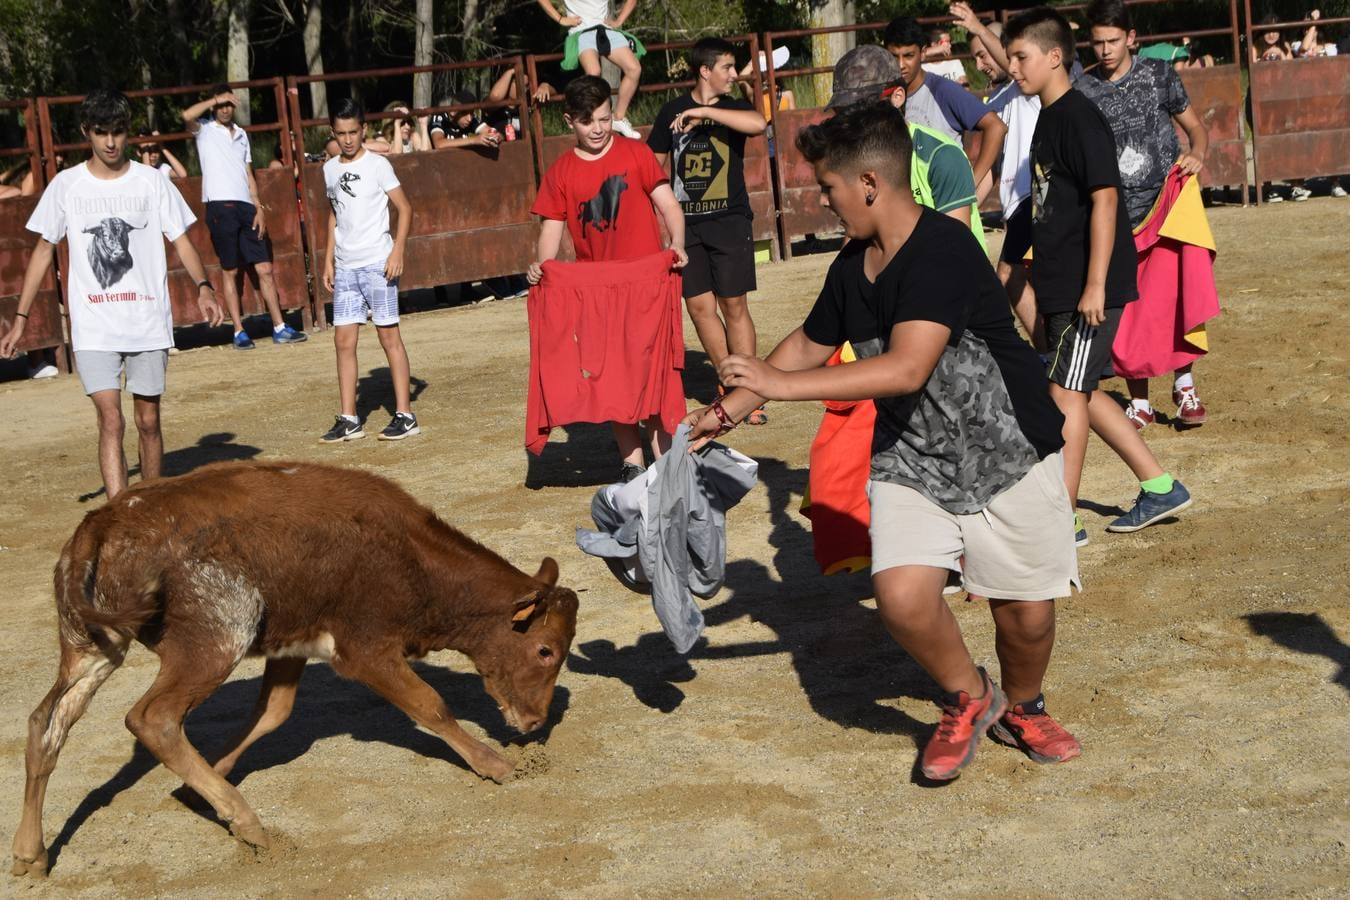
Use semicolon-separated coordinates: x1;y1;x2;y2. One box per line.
205;200;272;270
1046;307;1123;393
681;214;757;300
999;199;1033;266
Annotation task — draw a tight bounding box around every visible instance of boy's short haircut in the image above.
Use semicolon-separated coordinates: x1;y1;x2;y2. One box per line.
796;101;912;189
210;83;231;98
1004;6;1077;63
690;37;736;76
1085;0;1132;31
928;27;949;45
563;76;613;122
883;16;927;50
79;89;131;133
330;97;365;126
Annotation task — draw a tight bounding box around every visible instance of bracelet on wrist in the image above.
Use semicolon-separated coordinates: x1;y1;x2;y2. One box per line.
15;312;29;320
710;399;737;436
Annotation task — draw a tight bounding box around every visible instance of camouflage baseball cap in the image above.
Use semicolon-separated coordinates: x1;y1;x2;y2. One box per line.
826;45;903;108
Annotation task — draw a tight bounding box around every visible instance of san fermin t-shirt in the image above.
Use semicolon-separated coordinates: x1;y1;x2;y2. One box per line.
802;209;1066;515
648;93;753;221
1029;88;1138;314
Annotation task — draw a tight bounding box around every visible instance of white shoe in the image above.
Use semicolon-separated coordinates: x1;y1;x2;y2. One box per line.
1290;186;1312;202
612;118;640;139
27;364;58;379
1332;185;1347;198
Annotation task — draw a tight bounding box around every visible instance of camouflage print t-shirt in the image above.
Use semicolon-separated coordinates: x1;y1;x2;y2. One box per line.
802;211;1065;515
1076;56;1190;228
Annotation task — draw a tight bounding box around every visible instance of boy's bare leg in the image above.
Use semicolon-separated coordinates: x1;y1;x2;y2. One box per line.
686;292;730;367
131;394;163;482
218;266;246;333
988;599;1055;704
646;416;671;460
91;390;129;499
1049;384;1090;506
333;324;360;418
612;422;644;466
873;565;984;697
1001;264;1042;351
717;294;756;358
375;324;412;413
579;50;602;77
1125;376;1150;403
607;46;643;122
252;262;286;328
1087;389;1165;482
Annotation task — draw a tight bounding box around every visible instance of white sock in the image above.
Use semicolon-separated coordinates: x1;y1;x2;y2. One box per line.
340;414;358;424
1174;373;1194;391
1132;398;1152;412
274;323;287;334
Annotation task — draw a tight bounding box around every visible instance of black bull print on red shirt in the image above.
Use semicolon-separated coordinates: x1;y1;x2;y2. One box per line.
577;173;627;238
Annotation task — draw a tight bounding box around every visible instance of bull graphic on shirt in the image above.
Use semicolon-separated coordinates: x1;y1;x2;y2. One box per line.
577;173;627;238
338;171;361;198
83;217;145;289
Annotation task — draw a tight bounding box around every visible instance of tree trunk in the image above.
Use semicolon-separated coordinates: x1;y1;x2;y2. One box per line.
809;0;854;108
226;0;252;125
304;0;327;119
414;0;434;109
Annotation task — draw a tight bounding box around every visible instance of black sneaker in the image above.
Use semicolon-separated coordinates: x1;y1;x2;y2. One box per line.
320;416;364;443
378;412;420;441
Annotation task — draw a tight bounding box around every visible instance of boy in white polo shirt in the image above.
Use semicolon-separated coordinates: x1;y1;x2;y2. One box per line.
181;84;307;349
319;99;418;443
0;89;223;499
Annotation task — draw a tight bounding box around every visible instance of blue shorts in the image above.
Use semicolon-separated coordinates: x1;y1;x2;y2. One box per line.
576;27;630;57
333;264;399;327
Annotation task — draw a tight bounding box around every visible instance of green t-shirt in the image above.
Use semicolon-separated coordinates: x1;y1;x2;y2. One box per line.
1138;42;1189;62
908;122;985;251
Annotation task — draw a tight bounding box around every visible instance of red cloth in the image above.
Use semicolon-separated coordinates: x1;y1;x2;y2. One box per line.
530;137;669;262
1112;170;1221;379
800;347;875;576
525;250;686;455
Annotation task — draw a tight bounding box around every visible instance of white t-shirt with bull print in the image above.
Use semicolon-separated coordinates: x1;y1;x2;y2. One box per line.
27;161;195;352
322;149;401;269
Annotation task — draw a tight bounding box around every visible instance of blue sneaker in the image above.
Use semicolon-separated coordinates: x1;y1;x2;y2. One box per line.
272;324;308;344
233;330;256;350
1106;481;1192;533
1074;513;1089;547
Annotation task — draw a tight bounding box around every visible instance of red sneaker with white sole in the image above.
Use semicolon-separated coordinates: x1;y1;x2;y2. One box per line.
1124;404;1155;431
920;668;1007;781
989;694;1082;764
1173;387;1207;425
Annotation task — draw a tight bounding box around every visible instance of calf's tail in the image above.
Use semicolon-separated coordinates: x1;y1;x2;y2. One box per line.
56;517;164;640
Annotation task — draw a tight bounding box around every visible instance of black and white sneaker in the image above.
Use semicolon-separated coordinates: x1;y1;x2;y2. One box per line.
378;412;420;441
320;416;364;443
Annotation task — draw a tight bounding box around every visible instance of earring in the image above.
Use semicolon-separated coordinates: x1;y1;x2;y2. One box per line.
865;193;875;206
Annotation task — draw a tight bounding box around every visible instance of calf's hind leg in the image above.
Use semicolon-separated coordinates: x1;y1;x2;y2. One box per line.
210;658;306;778
124;656;270;848
13;637;130;878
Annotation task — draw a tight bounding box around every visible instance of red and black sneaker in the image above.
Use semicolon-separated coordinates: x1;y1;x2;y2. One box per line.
1173;387;1208;426
920;668;1007;781
989;694;1082;764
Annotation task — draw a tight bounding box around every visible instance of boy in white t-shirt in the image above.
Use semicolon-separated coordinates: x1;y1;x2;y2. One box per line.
0;90;223;499
319;99;418;443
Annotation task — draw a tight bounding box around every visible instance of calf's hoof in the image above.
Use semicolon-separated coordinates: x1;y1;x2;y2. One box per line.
474;752;515;784
229;817;270;849
11;848;49;878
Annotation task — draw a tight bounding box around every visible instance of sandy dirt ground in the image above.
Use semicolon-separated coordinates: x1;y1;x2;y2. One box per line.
0;199;1346;898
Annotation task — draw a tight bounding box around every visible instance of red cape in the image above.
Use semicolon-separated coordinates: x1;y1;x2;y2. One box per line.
525;251;686;455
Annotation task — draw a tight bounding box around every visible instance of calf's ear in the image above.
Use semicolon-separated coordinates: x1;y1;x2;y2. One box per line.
534;557;559;588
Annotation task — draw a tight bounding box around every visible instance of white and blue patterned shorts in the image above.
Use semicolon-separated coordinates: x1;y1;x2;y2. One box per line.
333;264;399;327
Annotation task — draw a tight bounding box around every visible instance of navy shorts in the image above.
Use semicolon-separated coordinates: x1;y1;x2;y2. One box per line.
205;201;272;270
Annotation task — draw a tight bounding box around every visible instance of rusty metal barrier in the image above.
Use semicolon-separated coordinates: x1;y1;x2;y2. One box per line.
0;99;68;369
525;34;779;261
35;80;312;331
1244;2;1350;203
288;58;537;328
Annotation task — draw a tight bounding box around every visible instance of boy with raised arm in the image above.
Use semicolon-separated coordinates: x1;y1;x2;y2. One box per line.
688;102;1081;780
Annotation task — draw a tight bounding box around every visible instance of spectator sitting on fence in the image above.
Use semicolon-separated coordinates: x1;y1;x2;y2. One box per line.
885;16;1006;204
429;90;502;150
365;102;431;154
1;88;224;498
480;68;543;140
1252;13;1294;61
537;0;645;139
137;131;188;178
1294;8;1328;56
181;84;308;349
922;26;969;84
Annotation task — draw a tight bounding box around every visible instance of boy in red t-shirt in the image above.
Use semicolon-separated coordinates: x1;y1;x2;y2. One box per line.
529;76;688;481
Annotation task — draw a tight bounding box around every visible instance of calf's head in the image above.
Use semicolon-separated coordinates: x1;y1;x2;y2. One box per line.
475;557;579;734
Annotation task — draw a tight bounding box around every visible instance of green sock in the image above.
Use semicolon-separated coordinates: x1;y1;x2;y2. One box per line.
1140;473;1174;494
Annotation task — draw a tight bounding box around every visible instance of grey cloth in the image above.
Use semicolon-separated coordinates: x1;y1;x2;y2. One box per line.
576;425;758;653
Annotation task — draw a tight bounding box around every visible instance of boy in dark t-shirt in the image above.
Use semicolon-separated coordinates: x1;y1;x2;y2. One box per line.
649;38;770;422
1006;7;1191;546
686;102;1082;782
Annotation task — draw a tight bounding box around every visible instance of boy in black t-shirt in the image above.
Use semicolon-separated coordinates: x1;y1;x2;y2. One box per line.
686;102;1082;782
649;38;770;422
1005;7;1191;545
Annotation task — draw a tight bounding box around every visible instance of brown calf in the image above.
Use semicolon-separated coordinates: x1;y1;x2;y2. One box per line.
11;461;579;877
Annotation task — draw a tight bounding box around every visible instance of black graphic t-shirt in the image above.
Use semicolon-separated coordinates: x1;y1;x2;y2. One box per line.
1029;88;1138;314
648;93;754;220
531;136;668;261
802;210;1065;514
428;112;485;142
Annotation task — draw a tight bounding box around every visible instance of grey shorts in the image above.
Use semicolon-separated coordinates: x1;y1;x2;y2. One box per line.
576;27;631;57
74;349;169;397
867;453;1081;600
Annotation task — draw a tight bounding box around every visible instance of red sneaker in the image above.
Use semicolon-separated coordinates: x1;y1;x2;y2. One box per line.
1173;387;1207;425
920;668;1007;781
989;694;1082;764
1124;404;1155;431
